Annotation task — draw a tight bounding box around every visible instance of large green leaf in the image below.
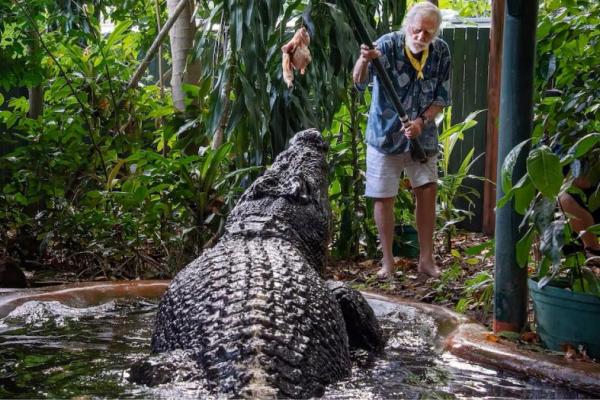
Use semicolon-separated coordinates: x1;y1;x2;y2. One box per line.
105;21;132;49
513;176;536;215
500;139;529;196
568;132;600;159
526;145;563;199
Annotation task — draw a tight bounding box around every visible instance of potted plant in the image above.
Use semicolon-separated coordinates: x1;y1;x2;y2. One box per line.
498;1;600;358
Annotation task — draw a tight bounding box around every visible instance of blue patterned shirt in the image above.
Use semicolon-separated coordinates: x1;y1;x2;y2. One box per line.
358;31;451;155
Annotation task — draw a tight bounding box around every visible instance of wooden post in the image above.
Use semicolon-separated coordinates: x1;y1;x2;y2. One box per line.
482;0;504;236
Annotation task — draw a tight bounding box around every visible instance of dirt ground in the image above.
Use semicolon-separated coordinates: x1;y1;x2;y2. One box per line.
325;231;496;327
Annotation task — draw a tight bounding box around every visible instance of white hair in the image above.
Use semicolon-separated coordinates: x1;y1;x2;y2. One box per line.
402;2;443;37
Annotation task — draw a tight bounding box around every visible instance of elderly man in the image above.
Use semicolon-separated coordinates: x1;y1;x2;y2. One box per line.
353;2;451;279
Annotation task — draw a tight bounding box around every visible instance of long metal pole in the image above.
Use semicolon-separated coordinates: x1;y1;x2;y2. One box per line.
493;0;539;333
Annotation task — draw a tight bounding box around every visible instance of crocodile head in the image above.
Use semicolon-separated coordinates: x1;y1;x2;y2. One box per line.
225;128;330;272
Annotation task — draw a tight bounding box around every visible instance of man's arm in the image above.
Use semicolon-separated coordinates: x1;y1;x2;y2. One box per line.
420;104;444;126
352;44;380;84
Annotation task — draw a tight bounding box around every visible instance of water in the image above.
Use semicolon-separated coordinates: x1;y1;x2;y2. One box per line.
0;297;593;399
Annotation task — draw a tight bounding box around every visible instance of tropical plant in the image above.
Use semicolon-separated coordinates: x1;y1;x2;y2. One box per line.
437;108;485;252
455;239;495;318
1;0;501;279
0;1;259;278
325;88;377;259
497;0;600;295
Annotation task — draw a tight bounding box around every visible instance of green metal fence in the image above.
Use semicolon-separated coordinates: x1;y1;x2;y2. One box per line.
441;21;490;232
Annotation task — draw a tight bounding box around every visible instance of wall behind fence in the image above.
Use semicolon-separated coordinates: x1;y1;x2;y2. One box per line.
441;21;490;232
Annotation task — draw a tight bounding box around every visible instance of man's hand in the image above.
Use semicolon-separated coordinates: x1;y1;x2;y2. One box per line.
359;44;381;62
403;117;425;139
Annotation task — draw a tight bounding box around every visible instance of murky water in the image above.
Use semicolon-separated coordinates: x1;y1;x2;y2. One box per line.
0;297;593;399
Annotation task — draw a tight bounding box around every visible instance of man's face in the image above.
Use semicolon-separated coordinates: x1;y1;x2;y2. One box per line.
406;15;437;53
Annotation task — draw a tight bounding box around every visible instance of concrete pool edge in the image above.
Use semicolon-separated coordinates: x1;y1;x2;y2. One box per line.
2;281;599;395
362;291;600;395
0;280;170;318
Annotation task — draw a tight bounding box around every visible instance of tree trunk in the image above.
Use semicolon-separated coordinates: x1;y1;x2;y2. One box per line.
212;26;233;149
167;0;200;111
28;35;43;119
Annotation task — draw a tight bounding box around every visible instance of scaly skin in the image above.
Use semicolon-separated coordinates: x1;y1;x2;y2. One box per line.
131;129;383;398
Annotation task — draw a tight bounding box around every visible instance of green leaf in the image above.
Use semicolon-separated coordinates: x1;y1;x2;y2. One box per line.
106;159;125;190
455;298;470;313
500;139;530;195
329;180;341;196
465;239;495;256
497;331;521;340
516;227;534;267
14;193;28;205
587;224;600;235
105;21;132;49
526;145;562;198
513;176;536;215
567;133;600;159
572;267;600;296
0;92;3;106
133;186;148;204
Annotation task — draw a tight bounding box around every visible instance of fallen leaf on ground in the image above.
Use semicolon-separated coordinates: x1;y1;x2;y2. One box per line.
359;259;378;269
521;332;540;343
563;344;577;361
485;333;500;343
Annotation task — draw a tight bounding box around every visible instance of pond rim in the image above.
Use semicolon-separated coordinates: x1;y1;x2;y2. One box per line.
1;280;599;395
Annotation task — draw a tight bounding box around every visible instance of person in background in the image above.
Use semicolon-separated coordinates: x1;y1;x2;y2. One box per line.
352;2;451;279
559;157;600;257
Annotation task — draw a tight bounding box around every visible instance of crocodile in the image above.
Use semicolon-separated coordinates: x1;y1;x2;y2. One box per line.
129;128;384;397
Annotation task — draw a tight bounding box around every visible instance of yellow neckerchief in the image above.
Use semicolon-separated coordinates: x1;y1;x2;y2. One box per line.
404;43;429;80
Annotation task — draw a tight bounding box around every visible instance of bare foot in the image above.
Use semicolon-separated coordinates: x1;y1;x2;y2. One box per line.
376;265;394;280
418;259;440;278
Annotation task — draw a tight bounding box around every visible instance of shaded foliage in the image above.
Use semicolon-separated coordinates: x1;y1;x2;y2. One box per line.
499;0;600;295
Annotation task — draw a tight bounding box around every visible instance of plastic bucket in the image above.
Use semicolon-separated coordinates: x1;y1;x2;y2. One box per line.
393;225;419;259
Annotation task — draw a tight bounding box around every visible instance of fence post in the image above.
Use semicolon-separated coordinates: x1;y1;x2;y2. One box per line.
482;0;504;236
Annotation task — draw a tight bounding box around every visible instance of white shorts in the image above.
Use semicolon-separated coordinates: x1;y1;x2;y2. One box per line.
365;145;438;198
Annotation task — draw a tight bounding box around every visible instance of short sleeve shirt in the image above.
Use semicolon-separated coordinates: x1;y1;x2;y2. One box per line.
358;31;451;155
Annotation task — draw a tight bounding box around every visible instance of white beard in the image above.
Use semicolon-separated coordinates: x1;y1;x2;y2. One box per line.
406;37;428;54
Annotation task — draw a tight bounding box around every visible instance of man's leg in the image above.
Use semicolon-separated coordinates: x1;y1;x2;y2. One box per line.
559;193;600;251
365;146;402;279
413;182;440;277
374;197;396;278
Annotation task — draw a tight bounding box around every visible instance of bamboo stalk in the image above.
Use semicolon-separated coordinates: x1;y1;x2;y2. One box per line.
155;0;164;98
